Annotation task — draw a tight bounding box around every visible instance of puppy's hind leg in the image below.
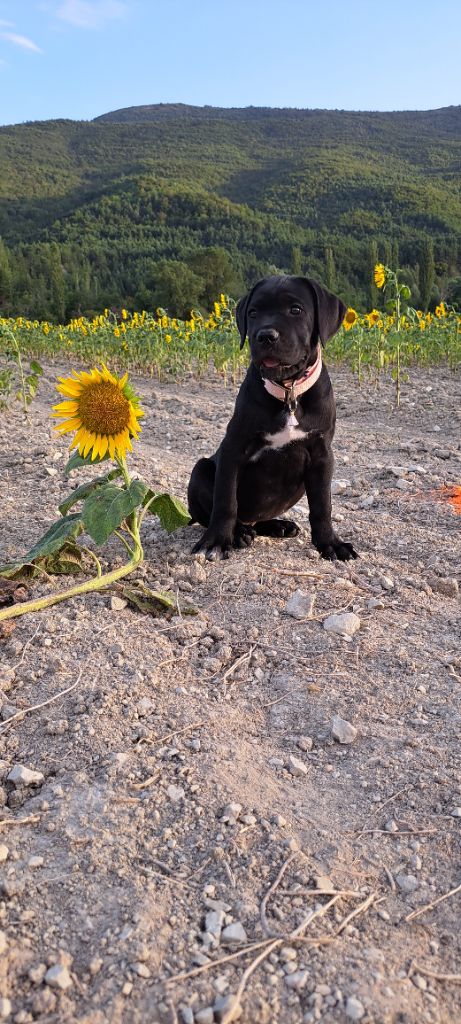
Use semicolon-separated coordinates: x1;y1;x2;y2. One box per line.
187;458;215;527
254;519;300;538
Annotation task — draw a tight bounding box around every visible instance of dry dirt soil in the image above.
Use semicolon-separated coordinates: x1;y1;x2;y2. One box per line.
0;364;460;1024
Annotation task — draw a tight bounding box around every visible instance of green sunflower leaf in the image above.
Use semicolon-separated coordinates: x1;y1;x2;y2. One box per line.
142;491;191;533
82;479;149;545
58;469;122;515
0;514;83;578
64;450;110;475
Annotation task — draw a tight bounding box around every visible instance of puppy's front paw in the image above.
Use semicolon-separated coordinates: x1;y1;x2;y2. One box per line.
192;526;233;561
317;539;358;562
233;523;256;549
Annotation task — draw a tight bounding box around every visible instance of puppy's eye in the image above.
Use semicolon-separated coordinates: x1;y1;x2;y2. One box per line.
290;304;302;315
248;309;257;318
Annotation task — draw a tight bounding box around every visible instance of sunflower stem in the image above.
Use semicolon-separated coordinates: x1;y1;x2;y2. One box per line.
0;545;143;622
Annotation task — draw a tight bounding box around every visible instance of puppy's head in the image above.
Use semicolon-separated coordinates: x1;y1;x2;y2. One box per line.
236;275;346;382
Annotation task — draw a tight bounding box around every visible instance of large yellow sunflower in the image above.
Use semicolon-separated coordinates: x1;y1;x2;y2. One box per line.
52;364;143;461
343;307;358;331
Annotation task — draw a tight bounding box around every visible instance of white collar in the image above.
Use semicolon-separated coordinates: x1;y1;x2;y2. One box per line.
263;347;322;409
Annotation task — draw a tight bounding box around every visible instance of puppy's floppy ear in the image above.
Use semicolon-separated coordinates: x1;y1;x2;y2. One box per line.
301;278;346;345
235;279;265;349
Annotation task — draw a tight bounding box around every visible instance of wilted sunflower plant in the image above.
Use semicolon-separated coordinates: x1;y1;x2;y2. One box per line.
0;365;190;621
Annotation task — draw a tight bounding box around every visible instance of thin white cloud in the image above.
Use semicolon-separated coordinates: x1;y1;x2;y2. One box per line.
0;31;42;52
0;19;14;28
55;0;127;29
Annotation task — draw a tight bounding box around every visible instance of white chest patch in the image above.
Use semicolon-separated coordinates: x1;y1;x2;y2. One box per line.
251;411;308;460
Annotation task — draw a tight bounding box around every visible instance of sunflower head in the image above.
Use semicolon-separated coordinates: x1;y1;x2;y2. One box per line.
343;307;358;331
374;263;386;290
52;364;143;462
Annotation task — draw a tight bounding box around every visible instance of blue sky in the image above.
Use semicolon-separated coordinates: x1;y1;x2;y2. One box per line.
0;0;460;126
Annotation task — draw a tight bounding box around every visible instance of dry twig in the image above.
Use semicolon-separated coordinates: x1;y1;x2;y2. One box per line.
260;853;297;936
0;814;40;830
0;664;86;734
405;882;461;922
412;963;461;984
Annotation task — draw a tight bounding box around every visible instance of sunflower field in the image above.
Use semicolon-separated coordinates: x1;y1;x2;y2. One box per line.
0;288;460;395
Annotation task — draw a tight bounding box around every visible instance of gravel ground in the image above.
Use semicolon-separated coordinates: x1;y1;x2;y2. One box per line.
0;364;460;1024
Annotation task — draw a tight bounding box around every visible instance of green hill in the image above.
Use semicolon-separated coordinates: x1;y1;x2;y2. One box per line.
0;103;460;319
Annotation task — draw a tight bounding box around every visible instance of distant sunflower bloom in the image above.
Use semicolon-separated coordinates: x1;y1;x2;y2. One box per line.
374;263;386;289
343;308;358;330
52;365;143;462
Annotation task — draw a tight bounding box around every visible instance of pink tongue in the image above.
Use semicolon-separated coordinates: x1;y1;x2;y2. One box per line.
262;357;280;368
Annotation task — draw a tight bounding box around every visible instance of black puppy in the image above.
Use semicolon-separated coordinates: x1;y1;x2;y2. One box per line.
188;275;357;562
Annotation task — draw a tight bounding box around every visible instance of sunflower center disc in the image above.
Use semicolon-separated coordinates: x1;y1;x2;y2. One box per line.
78;382;130;436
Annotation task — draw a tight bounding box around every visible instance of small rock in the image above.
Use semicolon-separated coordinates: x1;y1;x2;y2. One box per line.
28;856;44;869
331;479;350;495
0;931;6;955
285;970;309;990
323;612;360;637
213;993;242;1022
288;755;308;777
28;964;47;985
345;996;365;1020
220;803;242;822
130;962;151;978
194;1009;214;1024
384;819;398;833
395;873;419;893
44;964;73;991
166;784;185;803
221;922;247;946
367;598;384;610
285;590;316;619
297;736;313;752
410;854;422;871
180;1009;194;1024
190;562;207;584
110;595;128;611
450;807;461;818
379;575;394;590
205;909;224;939
0;999;11;1020
315;875;335;891
412;974;427;991
7;764;44;787
331;715;358;745
0;844;9;862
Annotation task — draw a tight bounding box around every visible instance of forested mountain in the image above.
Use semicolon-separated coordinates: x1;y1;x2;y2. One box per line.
0;103;460;319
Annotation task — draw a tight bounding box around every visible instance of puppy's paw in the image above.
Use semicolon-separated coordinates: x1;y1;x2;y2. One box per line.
317;539;358;562
233;523;256;549
192;526;233;561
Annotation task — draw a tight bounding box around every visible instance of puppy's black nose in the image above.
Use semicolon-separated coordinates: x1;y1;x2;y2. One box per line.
256;328;279;345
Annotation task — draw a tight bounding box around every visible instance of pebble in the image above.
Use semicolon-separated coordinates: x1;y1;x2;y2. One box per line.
331;479;350;495
44;964;73;990
221;922;247;945
220;803;242;822
190;562;207;584
110;595;128;611
0;844;9;862
384;818;398;833
379;575;394;590
412;974;427;991
297;736;313;752
285;970;309;990
167;784;185;803
195;1009;214;1024
0;931;6;955
345;996;365;1020
130;962;151;978
205;910;224;939
7;764;44;787
0;1000;11;1020
323;612;360;637
180;1009;194;1024
367;598;384;610
451;807;461;817
331;715;358;744
285;590;316;619
395;873;419;893
315;875;335;891
213;993;242;1022
28;856;44;869
288;755;308;777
